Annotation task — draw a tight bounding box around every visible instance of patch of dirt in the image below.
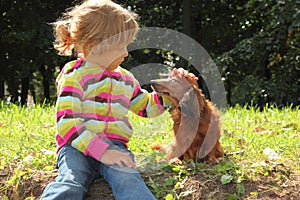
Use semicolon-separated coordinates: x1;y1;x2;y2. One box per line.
0;168;57;200
1;164;299;200
84;178;114;200
176;171;300;200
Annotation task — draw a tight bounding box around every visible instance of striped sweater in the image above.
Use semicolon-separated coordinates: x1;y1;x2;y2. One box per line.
55;58;169;161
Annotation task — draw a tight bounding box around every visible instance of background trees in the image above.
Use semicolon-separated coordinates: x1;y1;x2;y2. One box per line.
0;0;74;103
216;0;300;107
0;0;299;107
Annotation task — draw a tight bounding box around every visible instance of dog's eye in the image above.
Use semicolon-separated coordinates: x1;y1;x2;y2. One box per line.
171;79;179;83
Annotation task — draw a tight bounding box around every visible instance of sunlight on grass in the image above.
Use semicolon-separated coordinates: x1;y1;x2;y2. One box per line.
0;103;56;169
0;103;299;199
0;103;57;197
221;105;300;174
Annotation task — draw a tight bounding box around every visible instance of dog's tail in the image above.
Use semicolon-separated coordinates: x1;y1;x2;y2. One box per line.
150;142;166;152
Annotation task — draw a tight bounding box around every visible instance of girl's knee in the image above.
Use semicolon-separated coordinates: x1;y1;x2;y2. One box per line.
58;168;95;188
117;170;142;185
41;181;87;200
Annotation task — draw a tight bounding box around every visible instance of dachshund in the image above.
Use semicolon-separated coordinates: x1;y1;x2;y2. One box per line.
150;74;223;163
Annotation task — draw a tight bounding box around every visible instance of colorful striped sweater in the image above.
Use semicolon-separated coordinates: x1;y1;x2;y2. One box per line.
55;58;169;161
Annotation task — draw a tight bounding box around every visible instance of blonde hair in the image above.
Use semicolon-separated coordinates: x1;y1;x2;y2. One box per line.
52;0;139;56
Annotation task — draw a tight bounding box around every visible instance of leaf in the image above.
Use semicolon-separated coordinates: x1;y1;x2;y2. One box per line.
237;183;246;194
237;138;246;146
227;194;238;200
220;174;233;185
254;126;266;132
164;177;174;187
283;123;297;129
266;130;279;138
263;147;281;160
43;165;55;171
164;194;174;200
179;190;195;198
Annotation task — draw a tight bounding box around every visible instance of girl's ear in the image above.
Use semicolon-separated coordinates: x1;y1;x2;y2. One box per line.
85;40;97;57
179;88;200;118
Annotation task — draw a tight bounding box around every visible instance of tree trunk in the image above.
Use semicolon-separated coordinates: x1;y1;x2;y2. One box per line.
182;0;192;37
43;75;50;103
40;65;51;103
21;77;29;106
0;78;4;100
6;77;19;103
177;0;192;69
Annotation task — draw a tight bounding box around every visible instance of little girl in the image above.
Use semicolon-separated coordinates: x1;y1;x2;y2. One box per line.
41;0;195;199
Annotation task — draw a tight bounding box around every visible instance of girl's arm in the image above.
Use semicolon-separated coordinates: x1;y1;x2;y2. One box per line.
55;61;109;161
56;61;136;168
129;68;196;117
128;80;169;117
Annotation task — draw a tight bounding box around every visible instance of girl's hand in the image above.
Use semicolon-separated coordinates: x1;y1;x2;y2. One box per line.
170;68;198;81
100;149;136;169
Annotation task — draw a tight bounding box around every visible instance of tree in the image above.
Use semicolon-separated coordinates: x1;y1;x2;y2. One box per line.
1;0;299;106
216;0;300;107
0;0;73;104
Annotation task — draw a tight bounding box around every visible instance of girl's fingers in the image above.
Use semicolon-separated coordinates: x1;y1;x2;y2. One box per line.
171;68;198;80
116;160;123;168
188;72;198;80
119;152;136;169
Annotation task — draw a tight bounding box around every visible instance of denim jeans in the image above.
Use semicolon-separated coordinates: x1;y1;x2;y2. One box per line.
41;141;156;200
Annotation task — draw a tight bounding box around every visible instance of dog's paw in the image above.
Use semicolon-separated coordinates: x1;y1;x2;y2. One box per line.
206;156;222;164
150;142;165;152
169;157;182;165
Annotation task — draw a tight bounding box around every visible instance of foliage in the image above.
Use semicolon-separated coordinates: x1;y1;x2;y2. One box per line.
216;0;300;106
0;0;299;106
0;0;74;103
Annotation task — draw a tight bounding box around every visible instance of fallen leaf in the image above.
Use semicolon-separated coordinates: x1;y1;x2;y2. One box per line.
223;129;235;137
40;149;56;155
283;123;297;129
221;174;233;184
263;147;281;160
254;126;266;132
237;138;246;146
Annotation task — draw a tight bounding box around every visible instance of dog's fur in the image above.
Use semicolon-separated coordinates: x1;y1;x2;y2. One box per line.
150;74;223;163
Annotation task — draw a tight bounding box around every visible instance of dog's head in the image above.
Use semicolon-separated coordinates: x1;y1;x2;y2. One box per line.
151;74;204;117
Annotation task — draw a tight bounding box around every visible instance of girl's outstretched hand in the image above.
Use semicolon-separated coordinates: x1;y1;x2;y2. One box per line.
100;149;137;169
170;68;198;80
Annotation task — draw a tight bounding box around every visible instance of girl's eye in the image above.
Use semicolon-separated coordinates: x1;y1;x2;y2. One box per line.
119;46;127;51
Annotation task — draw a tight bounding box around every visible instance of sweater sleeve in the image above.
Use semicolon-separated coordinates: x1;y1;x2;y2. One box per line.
129;80;171;117
55;61;109;161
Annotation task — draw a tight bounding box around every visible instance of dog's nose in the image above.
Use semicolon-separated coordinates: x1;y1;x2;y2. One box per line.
150;80;157;86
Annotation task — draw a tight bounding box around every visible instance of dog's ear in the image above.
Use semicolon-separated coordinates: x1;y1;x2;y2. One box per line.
179;88;200;118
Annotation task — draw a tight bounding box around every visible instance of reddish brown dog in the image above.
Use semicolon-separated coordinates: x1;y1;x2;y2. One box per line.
150;74;223;163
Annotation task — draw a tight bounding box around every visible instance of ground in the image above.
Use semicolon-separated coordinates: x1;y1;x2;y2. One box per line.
1;160;299;200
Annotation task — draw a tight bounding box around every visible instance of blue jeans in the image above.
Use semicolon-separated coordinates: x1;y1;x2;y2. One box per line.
41;141;156;200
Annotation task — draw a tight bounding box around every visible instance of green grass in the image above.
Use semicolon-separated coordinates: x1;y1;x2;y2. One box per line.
129;105;300;199
129;105;299;172
0;103;299;199
0;103;57;199
222;106;300;174
0;103;56;169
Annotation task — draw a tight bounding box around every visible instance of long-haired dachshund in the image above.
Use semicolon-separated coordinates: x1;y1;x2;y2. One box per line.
150;74;223;163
